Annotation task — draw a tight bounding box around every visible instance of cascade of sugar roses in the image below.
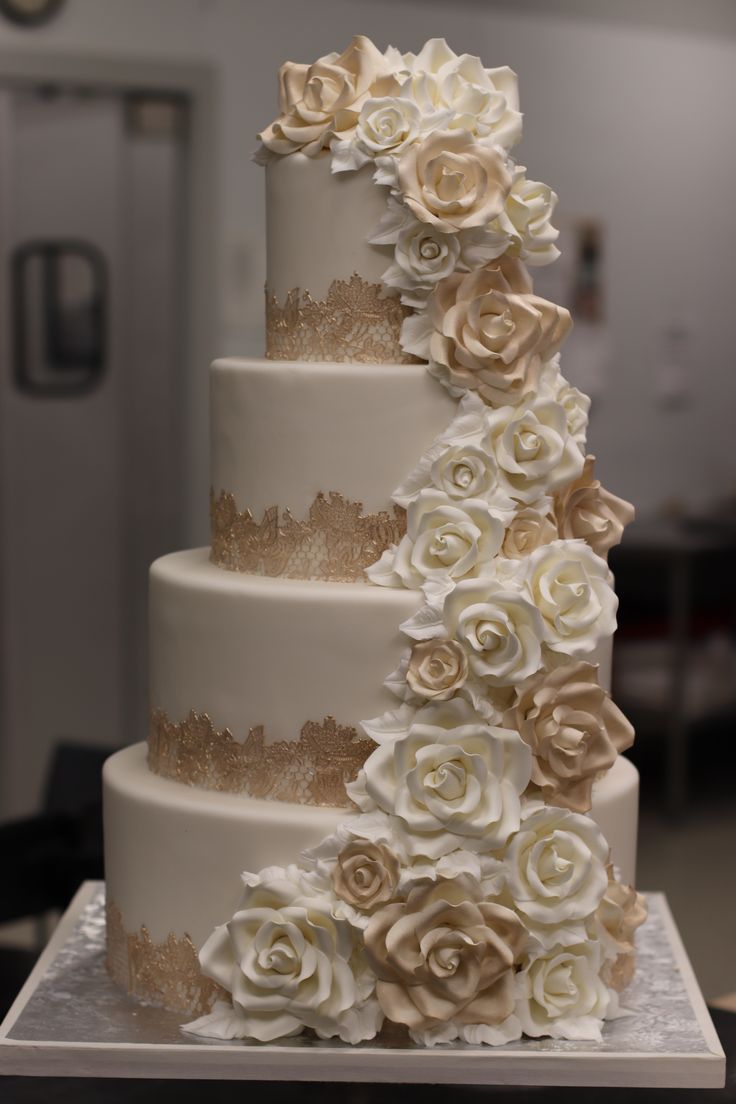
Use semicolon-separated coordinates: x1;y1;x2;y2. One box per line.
185;35;647;1047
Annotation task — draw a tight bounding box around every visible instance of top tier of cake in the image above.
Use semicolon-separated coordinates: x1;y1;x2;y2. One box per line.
266;154;411;363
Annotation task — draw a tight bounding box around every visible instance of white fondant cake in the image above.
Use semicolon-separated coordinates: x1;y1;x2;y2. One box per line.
103;34;645;1048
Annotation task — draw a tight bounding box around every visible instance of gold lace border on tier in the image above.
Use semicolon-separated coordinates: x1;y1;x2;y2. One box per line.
106;899;224;1016
265;273;420;364
210;487;406;582
148;708;376;807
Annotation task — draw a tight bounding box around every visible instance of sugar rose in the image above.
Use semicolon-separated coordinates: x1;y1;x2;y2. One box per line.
524;540;618;656
502;505;558;559
365;876;527;1032
484;399;585;503
431;443;501;501
332;839;401;912
347;699;532;857
372;198;508;309
373;488;504;589
406;638;469;701
195;871;366;1042
443;577;545;686
398;129;512;233
593;864;648;992
538;358;590;446
555;456;635;558
258;36;397;158
506;661;634;812
420;260;572;407
505;805;608;927
515;942;612;1041
401;38;522;150
501;167;561;266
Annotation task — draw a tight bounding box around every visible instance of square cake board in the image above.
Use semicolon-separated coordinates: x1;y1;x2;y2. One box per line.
0;882;725;1088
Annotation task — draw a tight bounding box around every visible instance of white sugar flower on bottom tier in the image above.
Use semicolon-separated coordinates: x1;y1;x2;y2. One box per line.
504;804;609;932
182;870;381;1043
515;941;614;1041
347;698;532;858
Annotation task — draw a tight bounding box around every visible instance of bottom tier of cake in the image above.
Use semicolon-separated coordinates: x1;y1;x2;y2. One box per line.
103;742;640;1014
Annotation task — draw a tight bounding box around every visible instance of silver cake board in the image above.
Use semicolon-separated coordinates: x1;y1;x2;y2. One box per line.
0;881;725;1087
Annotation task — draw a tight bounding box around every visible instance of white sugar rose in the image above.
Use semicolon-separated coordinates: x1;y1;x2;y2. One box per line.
347;699;532;857
538;357;590;448
505;805;608;927
430;443;500;501
257;36;398;159
403;259;572;408
185;871;379;1043
500;166;561;267
401;38;522;150
371;199;462;306
372;199;511;308
524;539;618;656
443;577;545;686
398;129;512;234
391;395;515;514
515;942;613;1041
354;96;423;155
485;398;585;503
331;95;452;173
367;489;504;590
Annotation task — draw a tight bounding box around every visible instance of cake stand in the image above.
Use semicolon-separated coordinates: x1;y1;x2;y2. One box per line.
0;881;725;1088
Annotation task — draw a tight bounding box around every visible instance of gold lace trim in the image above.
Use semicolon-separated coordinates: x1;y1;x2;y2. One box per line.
265;273;419;364
106;899;224;1016
147;708;376;807
210;487;406;582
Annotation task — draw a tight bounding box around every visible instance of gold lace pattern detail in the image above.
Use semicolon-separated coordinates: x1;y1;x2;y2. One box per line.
148;708;376;807
106;899;224;1016
265;273;418;364
210;487;406;582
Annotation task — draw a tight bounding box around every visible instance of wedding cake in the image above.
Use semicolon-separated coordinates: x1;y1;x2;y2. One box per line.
103;35;646;1046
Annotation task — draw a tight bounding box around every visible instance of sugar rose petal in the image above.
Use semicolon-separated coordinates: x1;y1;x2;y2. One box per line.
593;863;648;991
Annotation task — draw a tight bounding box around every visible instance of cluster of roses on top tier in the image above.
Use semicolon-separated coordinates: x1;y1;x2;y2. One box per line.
184;36;646;1049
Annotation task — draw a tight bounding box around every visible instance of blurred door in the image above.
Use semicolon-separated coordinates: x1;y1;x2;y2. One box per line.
0;84;188;818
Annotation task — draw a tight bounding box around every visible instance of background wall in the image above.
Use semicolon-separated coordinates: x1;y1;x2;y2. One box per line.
1;0;735;529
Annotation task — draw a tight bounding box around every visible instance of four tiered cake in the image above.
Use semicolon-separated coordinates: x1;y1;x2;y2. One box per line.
103;35;646;1046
